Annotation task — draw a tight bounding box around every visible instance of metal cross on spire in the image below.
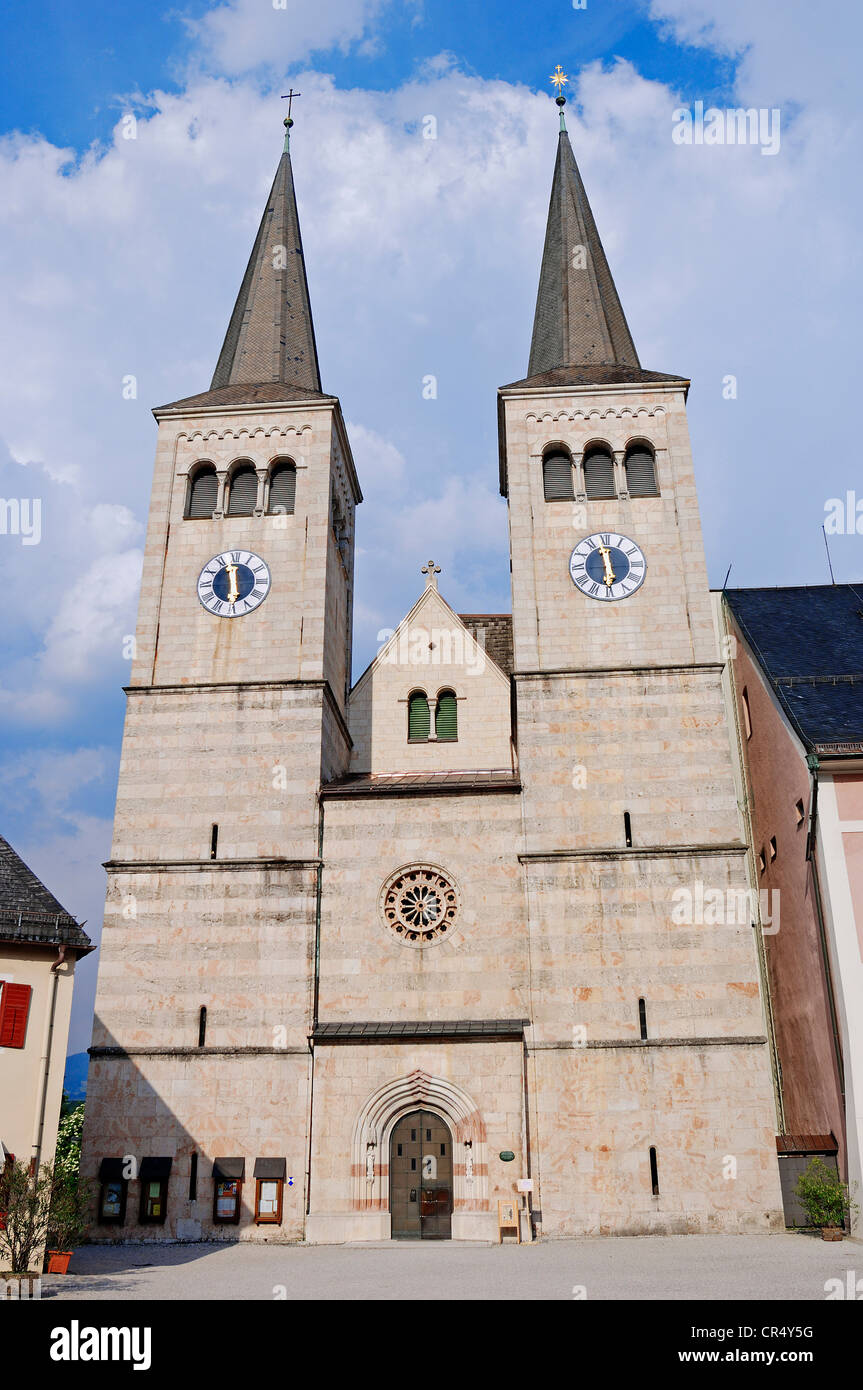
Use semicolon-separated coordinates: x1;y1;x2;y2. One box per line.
422;559;441;590
281;89;302;120
549;64;569;131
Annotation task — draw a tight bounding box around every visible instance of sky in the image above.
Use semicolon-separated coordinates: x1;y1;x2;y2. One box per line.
1;0;861;1054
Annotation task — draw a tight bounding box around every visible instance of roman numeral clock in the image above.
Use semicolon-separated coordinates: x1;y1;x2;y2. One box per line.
569;532;646;601
196;550;272;618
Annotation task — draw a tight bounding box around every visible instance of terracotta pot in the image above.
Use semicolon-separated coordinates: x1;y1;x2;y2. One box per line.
821;1226;843;1242
46;1251;72;1273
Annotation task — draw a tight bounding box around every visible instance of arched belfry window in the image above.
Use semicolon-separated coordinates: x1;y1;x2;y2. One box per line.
186;464;217;519
625;444;659;497
408;691;430;741
226;463;258;517
542;448;574;501
267;460;296;516
435;690;458;741
583;447;616;500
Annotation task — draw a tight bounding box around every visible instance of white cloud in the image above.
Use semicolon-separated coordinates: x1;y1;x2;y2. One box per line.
187;0;408;75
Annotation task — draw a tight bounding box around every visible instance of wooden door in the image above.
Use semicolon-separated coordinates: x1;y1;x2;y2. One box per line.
390;1110;453;1239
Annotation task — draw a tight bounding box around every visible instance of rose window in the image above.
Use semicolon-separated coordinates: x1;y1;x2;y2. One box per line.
380;865;460;946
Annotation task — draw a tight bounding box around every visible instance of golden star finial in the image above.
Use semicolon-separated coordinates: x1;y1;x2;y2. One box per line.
550;65;569;93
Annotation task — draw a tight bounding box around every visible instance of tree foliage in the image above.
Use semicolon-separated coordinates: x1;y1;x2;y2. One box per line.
0;1158;89;1273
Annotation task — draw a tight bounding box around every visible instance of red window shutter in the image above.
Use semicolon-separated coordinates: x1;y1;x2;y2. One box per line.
0;984;32;1048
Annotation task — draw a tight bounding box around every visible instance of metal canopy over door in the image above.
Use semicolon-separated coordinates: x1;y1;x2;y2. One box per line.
390;1110;453;1239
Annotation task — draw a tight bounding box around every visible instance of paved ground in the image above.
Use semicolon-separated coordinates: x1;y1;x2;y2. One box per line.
38;1233;863;1301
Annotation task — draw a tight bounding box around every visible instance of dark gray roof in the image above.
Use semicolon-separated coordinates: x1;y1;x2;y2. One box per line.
458;613;514;675
209;142;321;401
154;380;337;415
527;130;640;379
725;584;863;754
315;1019;529;1040
0;834;92;953
321;770;521;798
500;364;688;393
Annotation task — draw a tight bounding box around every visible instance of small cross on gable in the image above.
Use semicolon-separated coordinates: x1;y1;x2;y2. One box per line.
421;559;441;591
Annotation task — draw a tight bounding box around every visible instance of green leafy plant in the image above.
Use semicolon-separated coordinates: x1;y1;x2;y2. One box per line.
55;1097;85;1185
795;1157;857;1230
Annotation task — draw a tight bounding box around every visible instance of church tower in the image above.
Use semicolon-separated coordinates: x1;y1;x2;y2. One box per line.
499;92;784;1234
81;117;360;1240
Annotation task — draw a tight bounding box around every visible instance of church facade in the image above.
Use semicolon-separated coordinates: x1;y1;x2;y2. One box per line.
80;105;785;1242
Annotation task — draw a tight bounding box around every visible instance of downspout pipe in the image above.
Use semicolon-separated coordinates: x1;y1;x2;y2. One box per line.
32;944;66;1172
305;803;325;1219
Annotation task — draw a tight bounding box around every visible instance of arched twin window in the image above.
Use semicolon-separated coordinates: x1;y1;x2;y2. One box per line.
185;458;298;520
408;690;458;742
539;440;660;504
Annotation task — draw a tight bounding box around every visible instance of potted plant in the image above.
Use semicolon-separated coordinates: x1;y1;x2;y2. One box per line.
46;1096;89;1273
795;1157;858;1239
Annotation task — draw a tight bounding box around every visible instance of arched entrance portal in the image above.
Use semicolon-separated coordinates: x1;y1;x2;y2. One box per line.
390;1110;453;1239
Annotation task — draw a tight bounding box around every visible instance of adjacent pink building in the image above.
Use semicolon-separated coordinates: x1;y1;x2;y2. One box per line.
722;584;863;1226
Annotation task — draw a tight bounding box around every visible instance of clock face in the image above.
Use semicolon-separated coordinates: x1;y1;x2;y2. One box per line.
569;532;646;601
196;550;271;617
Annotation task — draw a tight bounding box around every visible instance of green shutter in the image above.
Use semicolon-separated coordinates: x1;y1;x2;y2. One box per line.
435;692;458;741
408;693;430;740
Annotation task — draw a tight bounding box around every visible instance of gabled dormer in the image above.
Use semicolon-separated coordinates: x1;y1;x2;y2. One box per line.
348;564;515;774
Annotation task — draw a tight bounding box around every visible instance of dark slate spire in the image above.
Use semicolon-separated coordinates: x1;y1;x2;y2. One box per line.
528;114;640;377
211;119;321;395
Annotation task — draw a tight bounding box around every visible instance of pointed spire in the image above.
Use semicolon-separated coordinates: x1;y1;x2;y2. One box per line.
211;117;321;395
528;103;640;378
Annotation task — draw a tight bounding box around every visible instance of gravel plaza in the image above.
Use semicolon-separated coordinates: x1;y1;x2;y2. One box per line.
38;1233;863;1302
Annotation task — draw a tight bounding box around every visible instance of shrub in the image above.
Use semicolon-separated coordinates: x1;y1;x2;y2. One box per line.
795;1157;857;1230
0;1159;90;1273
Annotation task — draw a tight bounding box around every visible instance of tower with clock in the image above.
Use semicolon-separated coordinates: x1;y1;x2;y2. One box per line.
81;87;783;1245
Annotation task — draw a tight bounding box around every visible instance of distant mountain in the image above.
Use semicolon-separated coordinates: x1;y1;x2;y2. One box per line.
64;1052;89;1101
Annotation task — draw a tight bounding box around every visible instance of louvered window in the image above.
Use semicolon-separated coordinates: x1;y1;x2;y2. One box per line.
0;982;32;1049
435;691;458;741
542;451;574;501
583;449;616;500
226;465;258;516
408;691;430;741
625;448;659;497
186;466;217;519
268;463;296;515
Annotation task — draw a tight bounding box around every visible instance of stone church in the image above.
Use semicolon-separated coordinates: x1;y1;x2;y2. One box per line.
81;101;785;1242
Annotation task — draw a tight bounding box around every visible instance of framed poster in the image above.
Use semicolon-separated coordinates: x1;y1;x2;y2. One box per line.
497;1199;521;1243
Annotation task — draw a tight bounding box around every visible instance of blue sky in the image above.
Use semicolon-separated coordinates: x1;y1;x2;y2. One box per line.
1;0;861;1053
1;0;736;149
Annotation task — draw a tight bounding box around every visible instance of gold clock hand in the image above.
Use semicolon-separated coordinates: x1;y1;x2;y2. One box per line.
225;563;239;604
598;544;616;586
